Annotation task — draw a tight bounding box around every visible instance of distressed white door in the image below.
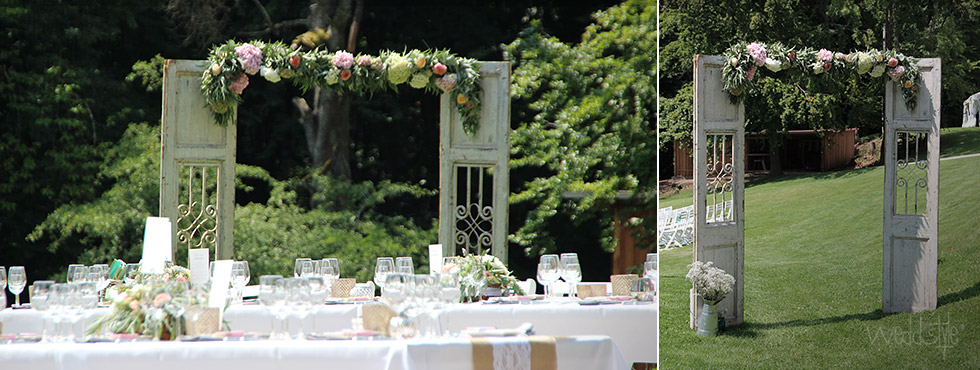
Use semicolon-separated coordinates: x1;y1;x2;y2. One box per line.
439;62;511;262
161;59;237;263
883;58;940;313
691;55;745;328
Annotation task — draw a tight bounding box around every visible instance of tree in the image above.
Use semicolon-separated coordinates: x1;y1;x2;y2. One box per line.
505;0;656;255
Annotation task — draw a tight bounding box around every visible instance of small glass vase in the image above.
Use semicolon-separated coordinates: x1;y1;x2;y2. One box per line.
696;301;719;337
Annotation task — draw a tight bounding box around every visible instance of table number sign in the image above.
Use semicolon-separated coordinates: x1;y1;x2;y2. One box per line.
209;260;234;308
140;216;173;274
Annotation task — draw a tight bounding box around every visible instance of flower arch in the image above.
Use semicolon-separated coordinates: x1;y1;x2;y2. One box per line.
721;41;921;111
201;40;484;134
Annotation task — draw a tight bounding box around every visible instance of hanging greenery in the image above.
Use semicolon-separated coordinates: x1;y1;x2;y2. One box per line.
201;40;483;134
721;41;921;112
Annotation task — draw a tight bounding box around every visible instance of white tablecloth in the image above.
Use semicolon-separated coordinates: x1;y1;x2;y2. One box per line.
1;301;655;365
0;336;626;370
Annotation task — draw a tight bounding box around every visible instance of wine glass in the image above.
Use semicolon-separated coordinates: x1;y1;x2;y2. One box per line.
294;258;312;278
0;267;6;300
231;261;250;303
30;280;54;340
560;253;581;297
8;266;26;307
258;275;282;336
395;257;414;274
67;264;85;284
123;263;141;284
375;257;394;289
296;260;314;278
536;256;559;299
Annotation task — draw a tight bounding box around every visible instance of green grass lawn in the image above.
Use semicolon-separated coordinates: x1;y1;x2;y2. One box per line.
659;131;980;368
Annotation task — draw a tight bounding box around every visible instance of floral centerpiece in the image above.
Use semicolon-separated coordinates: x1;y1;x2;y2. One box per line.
443;251;525;301
686;261;735;304
88;264;203;340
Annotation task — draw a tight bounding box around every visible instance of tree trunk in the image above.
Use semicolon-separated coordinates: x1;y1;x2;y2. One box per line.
768;133;784;176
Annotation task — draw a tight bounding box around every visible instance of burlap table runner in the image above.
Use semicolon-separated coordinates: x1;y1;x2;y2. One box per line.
471;336;557;370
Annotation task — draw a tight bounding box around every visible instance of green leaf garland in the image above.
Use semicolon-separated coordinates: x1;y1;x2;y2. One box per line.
721;41;921;112
202;40;483;135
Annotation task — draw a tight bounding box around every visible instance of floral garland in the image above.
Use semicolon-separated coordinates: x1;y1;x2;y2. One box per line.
721;41;920;111
202;40;483;134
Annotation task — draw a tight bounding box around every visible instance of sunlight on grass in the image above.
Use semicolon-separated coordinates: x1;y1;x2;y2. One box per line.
659;155;980;368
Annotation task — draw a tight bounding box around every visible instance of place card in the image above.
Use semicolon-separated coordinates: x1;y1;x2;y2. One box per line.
428;244;443;274
140;217;173;274
189;248;210;285
208;260;233;308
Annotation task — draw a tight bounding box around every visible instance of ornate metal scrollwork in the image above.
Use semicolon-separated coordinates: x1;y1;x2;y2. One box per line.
454;165;494;255
706;134;735;223
176;164;219;250
895;131;928;215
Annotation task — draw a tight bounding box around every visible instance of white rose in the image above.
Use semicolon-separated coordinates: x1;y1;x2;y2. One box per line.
764;58;782;72
260;67;281;83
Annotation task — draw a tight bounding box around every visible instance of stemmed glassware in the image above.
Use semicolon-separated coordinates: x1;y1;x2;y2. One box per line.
8;266;26;307
30;281;54;340
231;261;250;304
294;258;312;278
67;264;85;284
123;263;140;284
288;278;312;339
258;275;282;337
395;257;414;274
0;267;6;309
536;255;559;299
560;253;582;298
375;257;394;290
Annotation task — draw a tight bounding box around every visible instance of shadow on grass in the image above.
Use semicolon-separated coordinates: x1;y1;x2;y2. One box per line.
744;166;879;190
938;279;980;307
724;308;891;338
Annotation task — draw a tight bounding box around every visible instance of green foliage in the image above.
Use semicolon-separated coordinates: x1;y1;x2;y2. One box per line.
659;0;980;173
127;54;166;92
504;0;655;255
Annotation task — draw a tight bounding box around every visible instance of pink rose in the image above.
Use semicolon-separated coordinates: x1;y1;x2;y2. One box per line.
235;43;263;75
128;301;139;310
818;49;833;62
746;42;767;66
887;57;899;67
435;74;457;93
230;74;249;94
745;64;757;80
432;62;447;76
887;65;906;82
153;293;172;307
176;276;187;282
356;55;372;66
332;51;354;69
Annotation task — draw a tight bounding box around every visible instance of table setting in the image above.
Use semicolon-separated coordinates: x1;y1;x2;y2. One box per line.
1;247;655;368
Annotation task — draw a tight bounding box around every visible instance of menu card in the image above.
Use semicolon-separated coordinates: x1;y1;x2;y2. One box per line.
189;248;210;285
429;244;443;274
140;217;173;274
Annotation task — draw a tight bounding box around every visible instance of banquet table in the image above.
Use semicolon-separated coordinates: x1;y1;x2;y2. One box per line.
1;300;656;366
0;335;627;370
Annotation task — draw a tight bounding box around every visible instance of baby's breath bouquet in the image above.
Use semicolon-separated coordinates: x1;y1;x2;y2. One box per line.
686;261;735;303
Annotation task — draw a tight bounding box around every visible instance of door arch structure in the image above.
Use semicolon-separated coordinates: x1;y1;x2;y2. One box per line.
161;58;510;264
691;54;941;329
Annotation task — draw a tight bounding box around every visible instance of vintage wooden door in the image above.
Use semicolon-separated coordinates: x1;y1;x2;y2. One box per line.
439;62;511;262
161;59;237;263
882;58;941;313
691;55;745;328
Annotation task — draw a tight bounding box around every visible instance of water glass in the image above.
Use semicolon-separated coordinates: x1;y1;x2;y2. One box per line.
536;256;559;299
30;281;54;340
8;266;26;307
67;264;86;283
294;258;312;278
395;257;414;274
375;257;395;289
123;263;141;283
